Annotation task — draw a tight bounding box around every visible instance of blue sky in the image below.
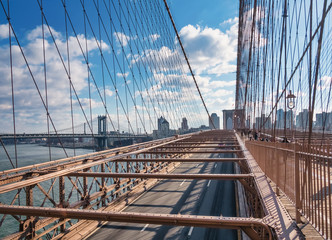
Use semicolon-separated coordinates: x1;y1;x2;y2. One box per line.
169;0;238;29
169;0;239;116
0;0;239;133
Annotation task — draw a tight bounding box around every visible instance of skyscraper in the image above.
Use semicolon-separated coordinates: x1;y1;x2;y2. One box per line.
296;109;309;130
181;117;188;131
209;113;220;129
158;116;165;131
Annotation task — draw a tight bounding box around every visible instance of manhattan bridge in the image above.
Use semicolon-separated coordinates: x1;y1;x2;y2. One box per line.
0;0;331;239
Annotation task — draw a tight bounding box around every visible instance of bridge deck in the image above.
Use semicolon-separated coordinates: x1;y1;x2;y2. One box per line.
0;130;304;239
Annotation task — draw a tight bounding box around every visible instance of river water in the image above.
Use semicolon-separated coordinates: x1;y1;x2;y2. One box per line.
0;144;93;171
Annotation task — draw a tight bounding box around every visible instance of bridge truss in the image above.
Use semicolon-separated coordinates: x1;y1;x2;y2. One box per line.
0;130;302;239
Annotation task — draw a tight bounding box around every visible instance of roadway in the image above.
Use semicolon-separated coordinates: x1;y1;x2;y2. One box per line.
87;152;238;240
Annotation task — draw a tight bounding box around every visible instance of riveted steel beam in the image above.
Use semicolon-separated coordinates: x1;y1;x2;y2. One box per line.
0;204;273;240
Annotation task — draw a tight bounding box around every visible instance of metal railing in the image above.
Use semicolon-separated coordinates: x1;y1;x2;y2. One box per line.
246;140;332;239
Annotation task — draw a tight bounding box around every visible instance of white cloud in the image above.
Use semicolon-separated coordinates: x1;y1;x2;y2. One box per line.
174;18;240;116
0;25;110;132
116;72;129;78
210;80;236;88
241;7;267;49
220;17;239;26
210;89;233;97
319;76;331;90
179;20;238;76
134;46;183;72
149;34;160;42
0;24;10;39
207;62;236;75
114;32;130;47
105;89;114;97
26;25;61;41
0;15;241;132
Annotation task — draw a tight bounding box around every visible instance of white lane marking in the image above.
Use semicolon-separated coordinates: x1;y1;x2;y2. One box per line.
180;179;186;186
214;164;217;168
141;224;149;232
196;164;199;167
188;226;194;236
207;180;211;187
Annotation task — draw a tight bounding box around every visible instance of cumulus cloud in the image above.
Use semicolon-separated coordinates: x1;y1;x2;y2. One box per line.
179;20;238;76
174;18;240;114
0;24;109;132
0;23;10;39
128;18;238;117
195;75;235;109
114;32;130;47
26;25;61;41
134;46;183;72
0;14;240;132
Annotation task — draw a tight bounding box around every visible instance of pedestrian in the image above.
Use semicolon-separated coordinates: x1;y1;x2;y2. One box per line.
249;130;253;141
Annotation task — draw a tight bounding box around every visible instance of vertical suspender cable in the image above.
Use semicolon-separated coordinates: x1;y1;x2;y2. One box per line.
8;0;18;168
41;0;52;162
64;0;76;155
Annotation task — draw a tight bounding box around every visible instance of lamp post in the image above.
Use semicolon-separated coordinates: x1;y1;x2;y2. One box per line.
287;90;301;222
286;90;296;141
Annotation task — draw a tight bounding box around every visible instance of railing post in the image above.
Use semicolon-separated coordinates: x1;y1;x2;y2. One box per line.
25;184;35;239
115;161;119;198
275;143;280;196
59;176;65;232
83;166;88;204
295;151;301;223
101;163;106;207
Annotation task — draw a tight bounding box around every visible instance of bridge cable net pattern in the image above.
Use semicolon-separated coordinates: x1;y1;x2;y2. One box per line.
236;0;331;238
0;0;208;168
0;0;215;238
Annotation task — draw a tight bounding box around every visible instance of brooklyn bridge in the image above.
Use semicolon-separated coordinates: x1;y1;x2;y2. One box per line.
0;0;331;239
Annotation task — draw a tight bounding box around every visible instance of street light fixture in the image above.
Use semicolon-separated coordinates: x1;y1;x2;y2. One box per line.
286;91;296;140
286;90;296;109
